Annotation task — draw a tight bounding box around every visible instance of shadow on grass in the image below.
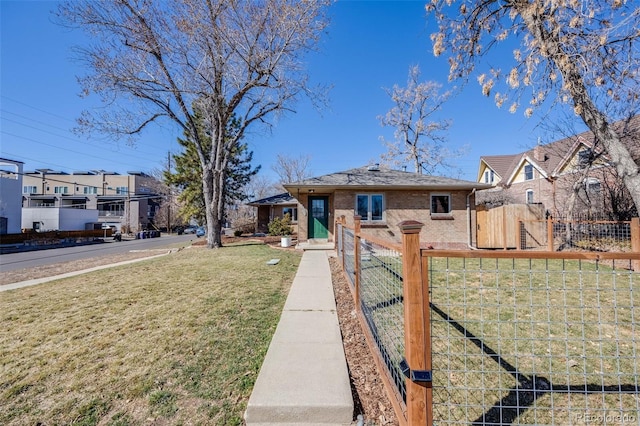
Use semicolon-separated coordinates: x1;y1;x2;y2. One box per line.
430;302;639;425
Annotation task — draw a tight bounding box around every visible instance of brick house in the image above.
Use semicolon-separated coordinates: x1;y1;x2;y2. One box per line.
247;192;299;234
477;116;640;219
283;165;491;249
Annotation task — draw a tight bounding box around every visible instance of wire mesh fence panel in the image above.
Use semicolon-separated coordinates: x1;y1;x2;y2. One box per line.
343;228;355;288
337;223;344;267
553;221;632;252
520;220;633;252
358;237;406;409
428;254;640;425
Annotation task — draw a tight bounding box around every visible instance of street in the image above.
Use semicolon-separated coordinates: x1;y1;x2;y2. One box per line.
0;234;198;273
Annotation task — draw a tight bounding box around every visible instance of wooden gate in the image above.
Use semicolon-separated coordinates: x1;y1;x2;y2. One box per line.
477;204;545;249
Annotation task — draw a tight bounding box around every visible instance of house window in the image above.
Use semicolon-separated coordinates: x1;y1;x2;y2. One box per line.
54;186;68;194
84;186;98;194
578;148;593;168
484;170;495;184
524;164;534;180
23;186;37;194
116;186;128;195
356;194;384;221
431;193;451;215
526;189;534;204
585;178;601;193
283;207;298;222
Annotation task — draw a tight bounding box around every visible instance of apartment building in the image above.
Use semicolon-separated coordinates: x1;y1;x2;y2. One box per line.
0;158;24;234
22;169;162;232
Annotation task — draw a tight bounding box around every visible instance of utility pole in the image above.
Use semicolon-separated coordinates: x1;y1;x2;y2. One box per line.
167;151;171;234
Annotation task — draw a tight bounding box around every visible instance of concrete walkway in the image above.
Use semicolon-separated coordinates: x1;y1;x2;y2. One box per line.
245;250;354;425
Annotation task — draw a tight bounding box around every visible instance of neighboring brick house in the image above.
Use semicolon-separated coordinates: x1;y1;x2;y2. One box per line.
247;192;299;234
283;165;491;249
477;116;640;219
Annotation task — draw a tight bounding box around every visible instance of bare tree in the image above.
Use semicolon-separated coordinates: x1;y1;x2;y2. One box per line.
378;65;465;175
271;153;313;187
57;0;330;248
427;0;640;210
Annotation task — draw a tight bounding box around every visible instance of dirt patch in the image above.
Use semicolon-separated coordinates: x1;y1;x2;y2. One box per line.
329;256;400;425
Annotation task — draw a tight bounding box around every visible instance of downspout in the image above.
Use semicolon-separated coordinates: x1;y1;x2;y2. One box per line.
467;188;477;249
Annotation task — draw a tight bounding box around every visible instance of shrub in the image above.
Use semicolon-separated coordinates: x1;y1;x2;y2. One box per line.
234;230;243;237
268;214;293;236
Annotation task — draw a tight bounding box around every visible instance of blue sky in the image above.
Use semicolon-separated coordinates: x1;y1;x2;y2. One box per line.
1;0;578;184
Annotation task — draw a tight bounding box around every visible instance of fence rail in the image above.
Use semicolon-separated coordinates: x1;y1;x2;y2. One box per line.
336;216;640;425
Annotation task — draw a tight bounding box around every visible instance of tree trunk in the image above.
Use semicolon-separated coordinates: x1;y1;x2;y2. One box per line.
202;166;223;248
514;1;640;213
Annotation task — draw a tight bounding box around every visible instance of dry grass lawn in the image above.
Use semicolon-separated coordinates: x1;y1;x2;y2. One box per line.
0;244;301;425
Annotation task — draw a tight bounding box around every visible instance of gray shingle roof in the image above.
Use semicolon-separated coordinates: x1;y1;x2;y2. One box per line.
247;192;296;206
284;167;491;190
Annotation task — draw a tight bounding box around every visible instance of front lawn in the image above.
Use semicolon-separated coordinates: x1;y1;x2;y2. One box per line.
0;244;301;425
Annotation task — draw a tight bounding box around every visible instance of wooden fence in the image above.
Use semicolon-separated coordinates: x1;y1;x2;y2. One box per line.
335;216;640;425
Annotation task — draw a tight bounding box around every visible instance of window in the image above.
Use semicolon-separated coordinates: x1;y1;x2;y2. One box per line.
283;207;298;222
23;186;37;194
431;194;451;215
116;186;128;195
356;194;383;221
585;178;601;193
54;186;68;194
84;186;98;194
524;164;534;180
578;148;593;168
484;170;495;184
526;189;534;204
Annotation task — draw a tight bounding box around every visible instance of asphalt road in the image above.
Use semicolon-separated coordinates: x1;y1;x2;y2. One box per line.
0;234;199;273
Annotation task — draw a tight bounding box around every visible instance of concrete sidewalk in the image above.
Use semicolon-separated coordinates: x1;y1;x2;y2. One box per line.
245;250;354;425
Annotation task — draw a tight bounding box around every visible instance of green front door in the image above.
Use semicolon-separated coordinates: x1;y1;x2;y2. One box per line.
308;196;329;239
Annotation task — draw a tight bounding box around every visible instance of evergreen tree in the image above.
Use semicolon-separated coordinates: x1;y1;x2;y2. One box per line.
166;109;259;226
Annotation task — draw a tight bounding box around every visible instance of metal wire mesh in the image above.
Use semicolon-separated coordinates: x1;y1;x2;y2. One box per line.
358;237;406;407
428;254;640;425
337;223;344;267
521;219;633;252
343;228;356;288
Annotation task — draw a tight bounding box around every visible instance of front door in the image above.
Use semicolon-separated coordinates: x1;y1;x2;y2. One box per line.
308;196;329;239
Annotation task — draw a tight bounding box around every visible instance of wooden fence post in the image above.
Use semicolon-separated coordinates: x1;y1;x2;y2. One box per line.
354;216;362;309
516;220;522;250
631;217;640;272
399;220;431;426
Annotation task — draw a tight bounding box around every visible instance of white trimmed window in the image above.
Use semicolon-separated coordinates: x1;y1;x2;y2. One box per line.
283;207;298;222
116;186;128;195
54;186;68;194
526;189;534;204
484;169;495;184
84;186;98;194
524;164;534;180
356;194;384;221
23;186;37;194
585;178;601;193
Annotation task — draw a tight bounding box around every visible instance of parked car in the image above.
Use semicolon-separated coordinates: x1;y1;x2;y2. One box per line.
196;226;206;237
183;226;197;234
